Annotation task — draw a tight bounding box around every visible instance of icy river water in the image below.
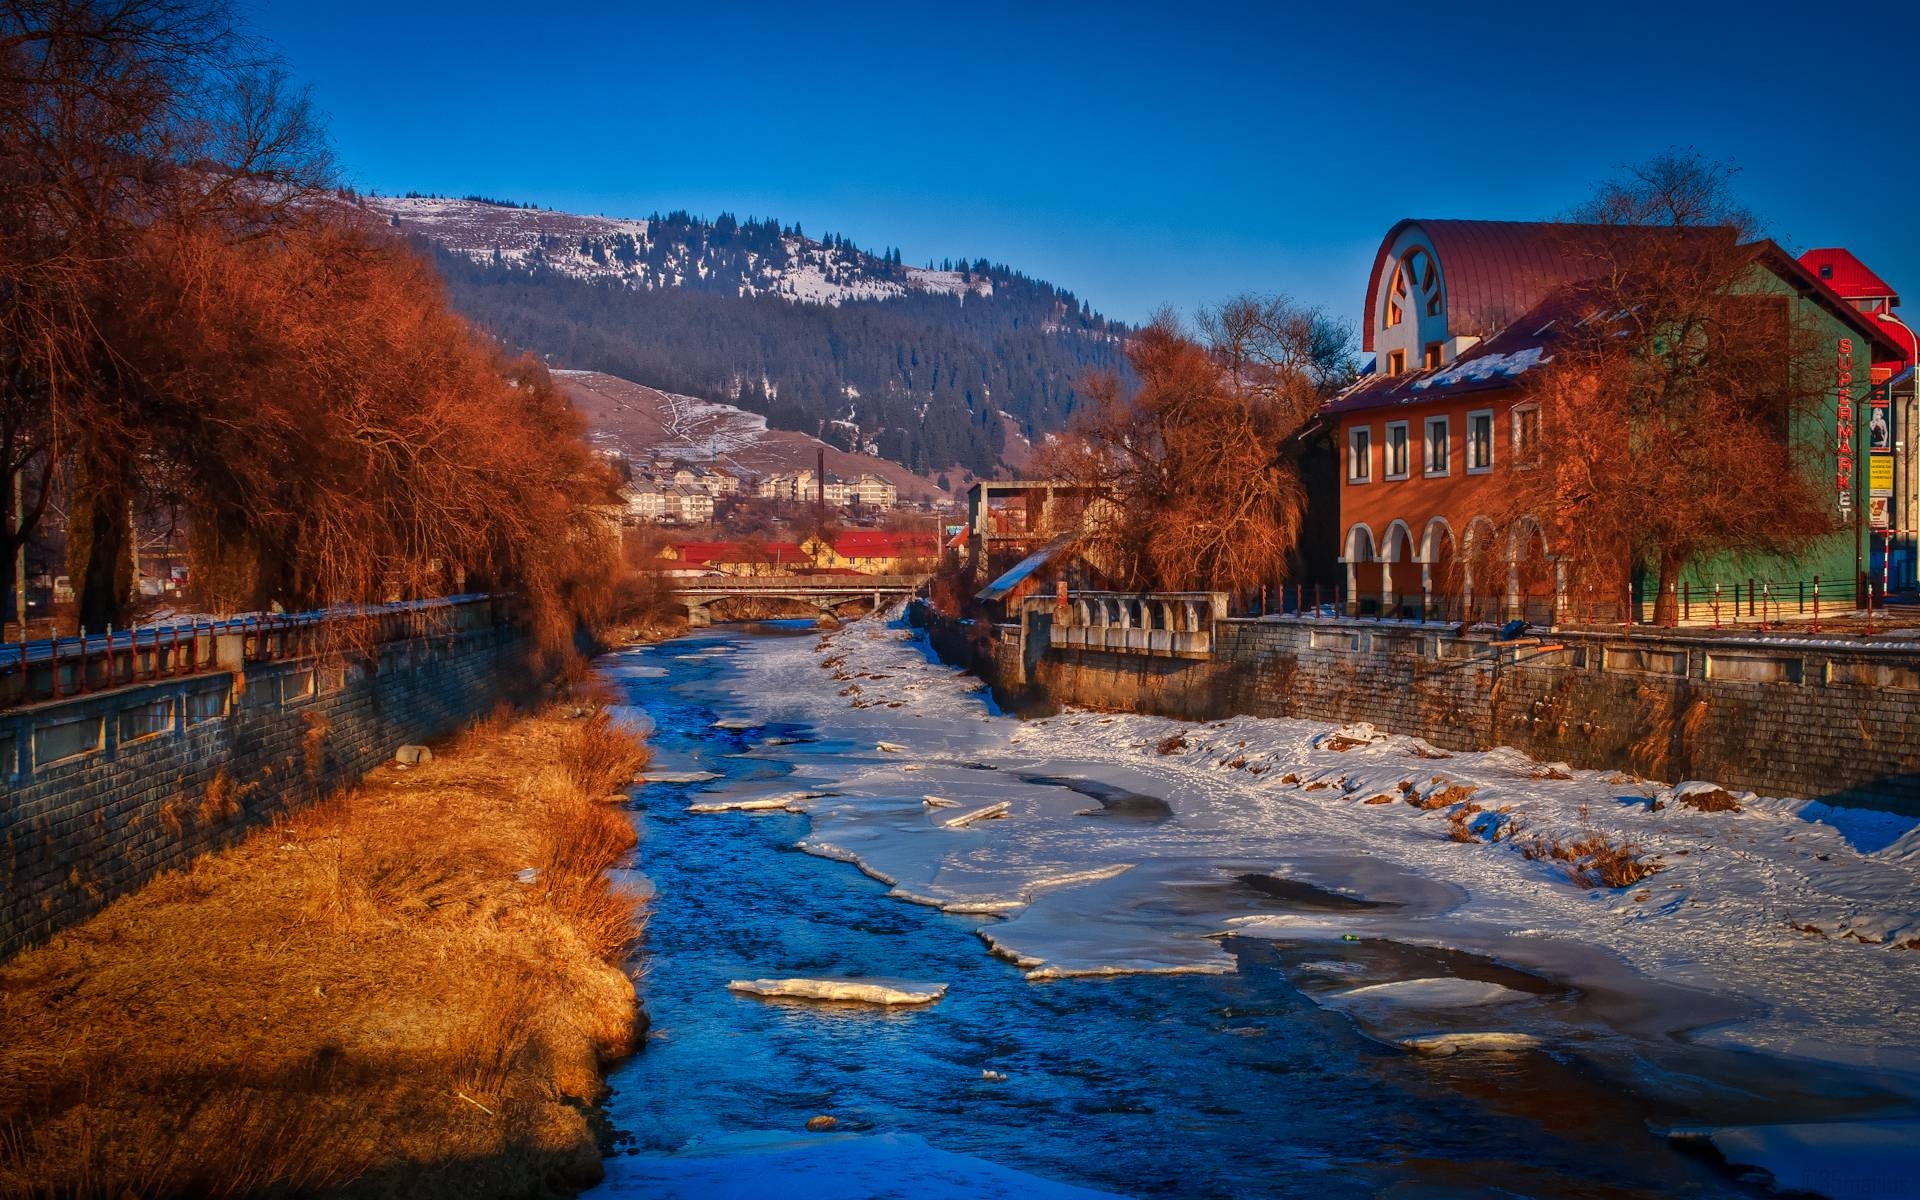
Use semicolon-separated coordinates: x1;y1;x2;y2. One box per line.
585;619;1915;1200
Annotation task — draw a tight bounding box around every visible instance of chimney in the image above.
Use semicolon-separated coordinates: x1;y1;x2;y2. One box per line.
817;447;826;510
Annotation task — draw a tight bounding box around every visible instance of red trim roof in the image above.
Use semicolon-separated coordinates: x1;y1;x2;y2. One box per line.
1362;220;1618;352
1331;241;1908;418
1754;241;1907;363
664;540;805;566
1797;248;1898;306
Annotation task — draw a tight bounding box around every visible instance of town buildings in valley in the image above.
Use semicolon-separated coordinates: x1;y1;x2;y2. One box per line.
753;470;898;511
1327;219;1907;622
615;457;902;527
655;529;937;577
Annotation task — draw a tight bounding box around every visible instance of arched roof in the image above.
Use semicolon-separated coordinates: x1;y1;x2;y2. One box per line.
1362;219;1608;352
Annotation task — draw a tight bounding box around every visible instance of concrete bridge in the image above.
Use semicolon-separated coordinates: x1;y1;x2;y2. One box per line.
673;574;929;626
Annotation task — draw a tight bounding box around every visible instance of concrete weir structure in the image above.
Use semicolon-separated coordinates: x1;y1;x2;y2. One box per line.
916;598;1920;814
0;598;527;959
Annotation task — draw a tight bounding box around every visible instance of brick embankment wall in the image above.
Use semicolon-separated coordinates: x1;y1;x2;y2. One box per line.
920;603;1920;814
0;625;528;959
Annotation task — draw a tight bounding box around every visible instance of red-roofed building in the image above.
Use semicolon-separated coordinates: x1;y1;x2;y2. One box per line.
1329;220;1906;622
1801;247;1918;586
803;530;939;574
1800;249;1900;314
656;540;808;576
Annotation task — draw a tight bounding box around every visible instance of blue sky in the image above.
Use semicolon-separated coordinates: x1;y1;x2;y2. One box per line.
249;0;1917;329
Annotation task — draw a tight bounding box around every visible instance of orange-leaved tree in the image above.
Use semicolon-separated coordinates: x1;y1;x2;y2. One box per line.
1500;152;1836;625
1043;298;1350;594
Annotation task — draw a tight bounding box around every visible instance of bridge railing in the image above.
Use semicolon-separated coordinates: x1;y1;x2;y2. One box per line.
672;574;930;592
1018;590;1227;658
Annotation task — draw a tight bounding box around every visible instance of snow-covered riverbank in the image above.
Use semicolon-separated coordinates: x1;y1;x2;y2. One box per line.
602;613;1920;1199
702;612;1920;1079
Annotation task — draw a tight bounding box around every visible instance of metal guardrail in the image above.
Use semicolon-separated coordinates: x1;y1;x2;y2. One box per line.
673;573;929;594
0;595;507;712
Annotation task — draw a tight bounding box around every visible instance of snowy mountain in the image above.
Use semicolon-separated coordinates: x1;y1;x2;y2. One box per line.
366;196;997;306
364;194;1128;477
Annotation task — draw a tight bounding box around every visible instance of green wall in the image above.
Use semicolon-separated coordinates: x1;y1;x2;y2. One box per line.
1660;266;1873;609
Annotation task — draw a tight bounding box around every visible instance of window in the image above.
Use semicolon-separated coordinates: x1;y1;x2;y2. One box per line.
1385;247;1443;328
186;685;229;725
1385;349;1405;375
282;668;316;704
1423;342;1443;370
1384;421;1410;479
1512;404;1540;466
1347;426;1372;483
118;698;174;744
1466;409;1494;472
35;716;102;767
1423;415;1449;476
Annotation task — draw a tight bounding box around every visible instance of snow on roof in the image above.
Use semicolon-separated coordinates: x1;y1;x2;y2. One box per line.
977;533;1078;602
1410;346;1551;391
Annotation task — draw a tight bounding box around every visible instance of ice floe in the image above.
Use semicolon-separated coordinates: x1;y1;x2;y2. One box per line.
942;801;1010;828
1397;1031;1543;1056
726;977;949;1006
1326;977;1532;1008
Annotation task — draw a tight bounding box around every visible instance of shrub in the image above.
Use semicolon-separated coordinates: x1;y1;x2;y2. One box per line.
565;710;647;794
1679;787;1742;813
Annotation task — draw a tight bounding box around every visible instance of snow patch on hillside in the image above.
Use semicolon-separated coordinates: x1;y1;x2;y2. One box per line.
367;196;992;309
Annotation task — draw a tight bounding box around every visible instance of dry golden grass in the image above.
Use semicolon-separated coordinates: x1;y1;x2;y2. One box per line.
0;704;649;1200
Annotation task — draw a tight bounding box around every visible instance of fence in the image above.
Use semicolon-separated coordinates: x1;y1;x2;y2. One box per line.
0;595;507;711
1244;573;1891;631
0;595;527;957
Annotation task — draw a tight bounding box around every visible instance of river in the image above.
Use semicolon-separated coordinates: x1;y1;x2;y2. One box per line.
585;617;1910;1200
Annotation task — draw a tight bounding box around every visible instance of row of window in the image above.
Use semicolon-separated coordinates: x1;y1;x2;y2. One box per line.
1382;343;1445;376
1347;407;1538;483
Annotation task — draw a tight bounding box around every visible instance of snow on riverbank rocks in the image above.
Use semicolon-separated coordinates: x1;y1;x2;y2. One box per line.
727;978;949;1006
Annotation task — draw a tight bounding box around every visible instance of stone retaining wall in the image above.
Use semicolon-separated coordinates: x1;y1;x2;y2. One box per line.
0;623;527;958
916;603;1920;813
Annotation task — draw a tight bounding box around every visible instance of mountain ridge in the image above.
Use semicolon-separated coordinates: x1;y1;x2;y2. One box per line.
364;194;1127;477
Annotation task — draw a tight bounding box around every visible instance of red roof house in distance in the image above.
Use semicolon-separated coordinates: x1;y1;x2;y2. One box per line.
803;530;939;573
655;540;808;576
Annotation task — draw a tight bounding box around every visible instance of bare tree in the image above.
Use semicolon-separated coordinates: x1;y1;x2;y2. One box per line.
0;0;332;631
1044;298;1350;594
1501;151;1836;625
